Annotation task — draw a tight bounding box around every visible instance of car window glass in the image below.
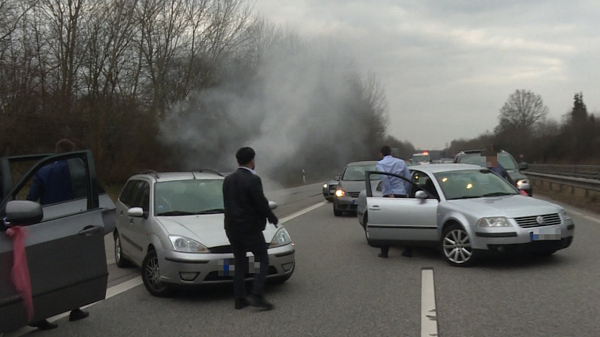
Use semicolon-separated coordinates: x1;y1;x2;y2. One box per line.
155;179;224;215
412;171;439;199
130;181;149;209
497;153;517;170
343;165;379;181
119;180;138;206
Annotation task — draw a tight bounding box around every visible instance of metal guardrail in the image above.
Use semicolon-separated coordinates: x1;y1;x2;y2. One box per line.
525;171;600;196
528;164;600;180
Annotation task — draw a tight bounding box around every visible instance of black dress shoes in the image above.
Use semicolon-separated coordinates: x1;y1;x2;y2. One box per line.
69;308;89;321
30;320;58;330
249;294;274;311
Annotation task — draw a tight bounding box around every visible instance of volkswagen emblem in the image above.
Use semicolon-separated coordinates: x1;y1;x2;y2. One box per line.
536;216;544;225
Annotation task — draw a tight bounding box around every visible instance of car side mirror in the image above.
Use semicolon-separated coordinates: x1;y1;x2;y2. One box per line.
415;190;428;199
5;200;43;226
519;162;528;170
334;175;340;181
268;201;278;210
128;207;145;218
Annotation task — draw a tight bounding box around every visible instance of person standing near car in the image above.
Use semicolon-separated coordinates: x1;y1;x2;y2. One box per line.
25;139;89;330
376;145;413;258
223;147;279;311
484;150;513;184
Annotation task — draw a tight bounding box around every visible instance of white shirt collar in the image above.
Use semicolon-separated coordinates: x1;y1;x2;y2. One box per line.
239;166;256;175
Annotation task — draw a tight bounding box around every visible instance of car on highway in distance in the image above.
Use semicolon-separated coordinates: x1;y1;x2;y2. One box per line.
454;149;532;196
113;170;295;297
322;177;339;202
0;150;115;333
357;164;574;266
411;151;432;165
333;161;380;216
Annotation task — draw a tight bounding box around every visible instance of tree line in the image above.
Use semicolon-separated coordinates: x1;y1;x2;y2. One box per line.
445;90;600;164
1;0;406;186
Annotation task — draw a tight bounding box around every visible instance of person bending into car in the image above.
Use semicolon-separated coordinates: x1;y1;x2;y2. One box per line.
376;145;413;258
25;139;89;330
223;147;279;311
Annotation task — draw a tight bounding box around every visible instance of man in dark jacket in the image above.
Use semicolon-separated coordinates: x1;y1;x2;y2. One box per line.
223;147;278;311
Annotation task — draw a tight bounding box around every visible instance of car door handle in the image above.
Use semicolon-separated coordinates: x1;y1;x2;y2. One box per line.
78;225;102;236
369;206;381;211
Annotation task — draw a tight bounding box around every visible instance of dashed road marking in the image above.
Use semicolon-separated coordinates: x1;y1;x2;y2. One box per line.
421;268;438;337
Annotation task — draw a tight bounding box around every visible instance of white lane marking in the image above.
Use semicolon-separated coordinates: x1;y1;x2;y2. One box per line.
5;201;327;337
421;268;438;337
583;215;600;224
279;201;327;224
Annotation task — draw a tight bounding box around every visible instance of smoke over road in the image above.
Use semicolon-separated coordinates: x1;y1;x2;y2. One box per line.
159;34;388;187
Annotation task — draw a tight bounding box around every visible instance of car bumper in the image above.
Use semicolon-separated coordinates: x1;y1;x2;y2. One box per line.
472;220;574;253
334;196;359;211
156;243;295;285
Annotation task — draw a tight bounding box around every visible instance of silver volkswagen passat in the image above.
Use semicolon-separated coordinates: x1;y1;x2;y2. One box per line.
114;171;295;296
357;164;574;266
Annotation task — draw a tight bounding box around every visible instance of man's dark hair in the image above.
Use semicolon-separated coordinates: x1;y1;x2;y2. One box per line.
380;145;392;156
55;139;76;153
236;147;255;166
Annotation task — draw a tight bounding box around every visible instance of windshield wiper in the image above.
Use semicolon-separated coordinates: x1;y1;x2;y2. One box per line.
195;208;225;214
452;196;481;200
156;211;196;216
482;192;514;197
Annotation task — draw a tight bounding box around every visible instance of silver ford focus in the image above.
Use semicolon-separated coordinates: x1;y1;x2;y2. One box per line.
114;171;295;296
357;164;574;266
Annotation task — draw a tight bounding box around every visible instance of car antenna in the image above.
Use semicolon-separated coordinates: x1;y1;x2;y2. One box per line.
194;169;224;177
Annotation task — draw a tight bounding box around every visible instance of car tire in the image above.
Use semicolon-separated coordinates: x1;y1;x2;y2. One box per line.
269;266;294;284
114;231;132;268
441;224;477;267
142;249;174;297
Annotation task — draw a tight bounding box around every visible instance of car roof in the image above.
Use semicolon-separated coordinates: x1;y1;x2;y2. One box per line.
129;171;225;183
346;160;378;166
409;163;484;174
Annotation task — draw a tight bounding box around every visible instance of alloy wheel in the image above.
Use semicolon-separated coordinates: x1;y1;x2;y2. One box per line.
443;228;472;264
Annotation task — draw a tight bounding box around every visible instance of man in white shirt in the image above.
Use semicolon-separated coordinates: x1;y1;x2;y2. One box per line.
375;145;413;258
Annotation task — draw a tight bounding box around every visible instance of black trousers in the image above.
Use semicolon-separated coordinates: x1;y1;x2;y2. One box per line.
228;232;269;299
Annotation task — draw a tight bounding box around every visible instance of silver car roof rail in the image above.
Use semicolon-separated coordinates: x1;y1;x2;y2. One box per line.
140;170;160;179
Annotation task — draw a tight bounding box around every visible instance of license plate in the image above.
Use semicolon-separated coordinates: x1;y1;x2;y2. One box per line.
530;228;561;241
218;257;261;276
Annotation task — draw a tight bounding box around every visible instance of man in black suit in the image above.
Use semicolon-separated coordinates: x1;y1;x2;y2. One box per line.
223;147;279;311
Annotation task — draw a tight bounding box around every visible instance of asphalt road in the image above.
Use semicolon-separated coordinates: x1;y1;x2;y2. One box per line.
7;184;600;337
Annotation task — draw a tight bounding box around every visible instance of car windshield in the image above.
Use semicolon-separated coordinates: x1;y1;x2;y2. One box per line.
458;153;517;170
342;164;380;181
434;169;518;200
154;179;224;216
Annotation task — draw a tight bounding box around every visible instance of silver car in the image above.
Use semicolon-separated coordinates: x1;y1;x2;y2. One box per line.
357;164;574;266
333;161;380;216
114;170;295;296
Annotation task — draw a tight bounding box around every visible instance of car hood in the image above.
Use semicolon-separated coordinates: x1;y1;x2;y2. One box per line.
339;180;379;193
157;214;278;248
447;195;561;218
507;170;527;182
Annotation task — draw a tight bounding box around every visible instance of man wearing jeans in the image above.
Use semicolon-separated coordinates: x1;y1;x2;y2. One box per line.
376;145;413;258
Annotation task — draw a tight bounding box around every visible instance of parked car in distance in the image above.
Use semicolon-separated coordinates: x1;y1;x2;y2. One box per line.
333;161;380;216
1;151;115;333
114;170;295;297
411;152;432;165
322;177;339;202
358;164;574;266
454;149;532;196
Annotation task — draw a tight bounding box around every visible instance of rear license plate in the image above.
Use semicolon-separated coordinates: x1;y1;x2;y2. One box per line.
530;228;561;241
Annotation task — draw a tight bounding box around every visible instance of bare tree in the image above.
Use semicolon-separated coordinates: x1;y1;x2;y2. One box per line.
495;89;548;135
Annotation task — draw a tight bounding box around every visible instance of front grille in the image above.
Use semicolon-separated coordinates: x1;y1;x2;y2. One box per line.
209;243;271;254
514;213;561;228
347;192;360;198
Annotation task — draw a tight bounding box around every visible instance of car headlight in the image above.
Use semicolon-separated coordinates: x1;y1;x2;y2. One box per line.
169;235;209;253
559;210;571;221
323;184;328;188
270;228;292;248
476;217;512;227
335;189;346;198
516;179;529;187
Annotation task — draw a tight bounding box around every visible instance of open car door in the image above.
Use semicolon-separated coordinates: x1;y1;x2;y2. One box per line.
0;151;111;333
